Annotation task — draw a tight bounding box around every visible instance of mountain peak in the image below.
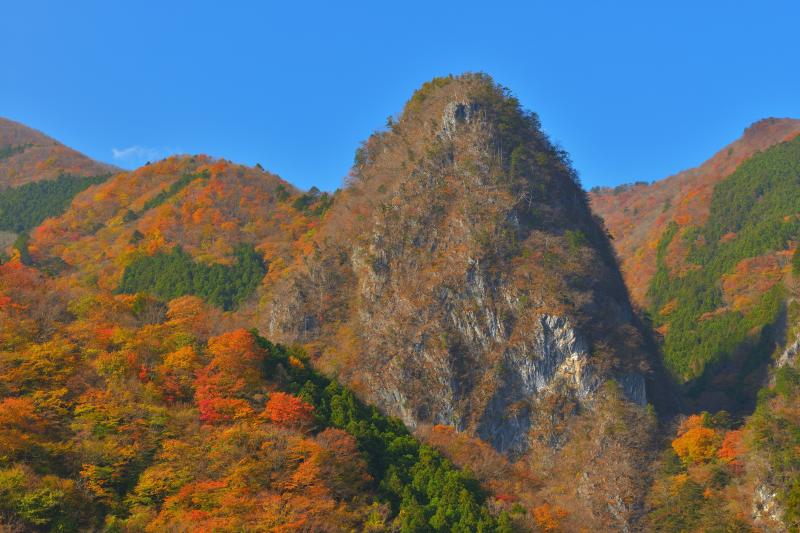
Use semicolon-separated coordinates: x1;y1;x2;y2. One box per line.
253;74;657;528
741;116;800;144
0;117;118;189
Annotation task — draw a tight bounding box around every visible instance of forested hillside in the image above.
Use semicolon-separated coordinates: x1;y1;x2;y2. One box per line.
25;155;332;321
0;118;117;270
594;119;800;530
0;260;506;531
0;173;110;234
648;136;800;395
591;118;800;305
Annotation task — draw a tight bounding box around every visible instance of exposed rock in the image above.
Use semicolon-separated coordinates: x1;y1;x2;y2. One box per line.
441;100;482;138
777;332;800;368
618;372;647;406
478;314;597;454
753;484;787;533
477;314;646;455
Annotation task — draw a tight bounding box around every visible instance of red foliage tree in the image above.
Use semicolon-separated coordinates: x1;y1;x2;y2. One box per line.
717;429;745;472
262;392;315;430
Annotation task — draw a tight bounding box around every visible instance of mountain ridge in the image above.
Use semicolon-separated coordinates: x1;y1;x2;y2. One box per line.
590;117;800;306
0;117;118;189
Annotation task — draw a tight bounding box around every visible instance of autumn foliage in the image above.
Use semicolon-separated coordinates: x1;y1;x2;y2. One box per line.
671;415;719;464
0;252;502;530
0;117;116;189
262;392;315;430
194;329;265;424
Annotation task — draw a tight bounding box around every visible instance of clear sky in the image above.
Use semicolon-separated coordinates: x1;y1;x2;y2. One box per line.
2;1;798;191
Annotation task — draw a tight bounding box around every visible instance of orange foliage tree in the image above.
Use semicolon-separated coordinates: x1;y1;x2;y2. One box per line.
671;415;719;464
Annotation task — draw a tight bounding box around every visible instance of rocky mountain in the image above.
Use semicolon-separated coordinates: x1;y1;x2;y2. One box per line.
260;74;658;528
0;117;117;189
272;74;651;421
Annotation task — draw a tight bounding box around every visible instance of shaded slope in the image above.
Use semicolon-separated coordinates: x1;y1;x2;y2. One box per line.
592;120;800;413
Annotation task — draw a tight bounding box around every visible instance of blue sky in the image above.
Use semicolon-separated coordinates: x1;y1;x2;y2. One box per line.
2;1;798;191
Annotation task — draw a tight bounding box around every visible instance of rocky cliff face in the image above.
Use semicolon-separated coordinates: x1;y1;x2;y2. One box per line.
478;314;647;455
260;76;655;525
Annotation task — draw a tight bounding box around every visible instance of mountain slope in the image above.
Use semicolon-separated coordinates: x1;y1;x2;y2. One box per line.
592;122;800;530
0;119;118;265
25;155;335;328
591;117;800;306
591;120;800;413
0;117;117;189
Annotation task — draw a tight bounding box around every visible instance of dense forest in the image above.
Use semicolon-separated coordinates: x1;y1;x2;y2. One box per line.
0;173;109;233
648;136;800;393
117;244;267;311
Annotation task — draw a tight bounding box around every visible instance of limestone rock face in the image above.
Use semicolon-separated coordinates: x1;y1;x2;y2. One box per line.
777;331;800;368
753;484;787;533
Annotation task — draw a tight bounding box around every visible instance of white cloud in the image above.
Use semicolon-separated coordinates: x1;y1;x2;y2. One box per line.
111;145;161;162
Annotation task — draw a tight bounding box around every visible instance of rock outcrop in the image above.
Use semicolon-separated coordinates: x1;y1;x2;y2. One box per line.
753;483;787;532
777;331;800;369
